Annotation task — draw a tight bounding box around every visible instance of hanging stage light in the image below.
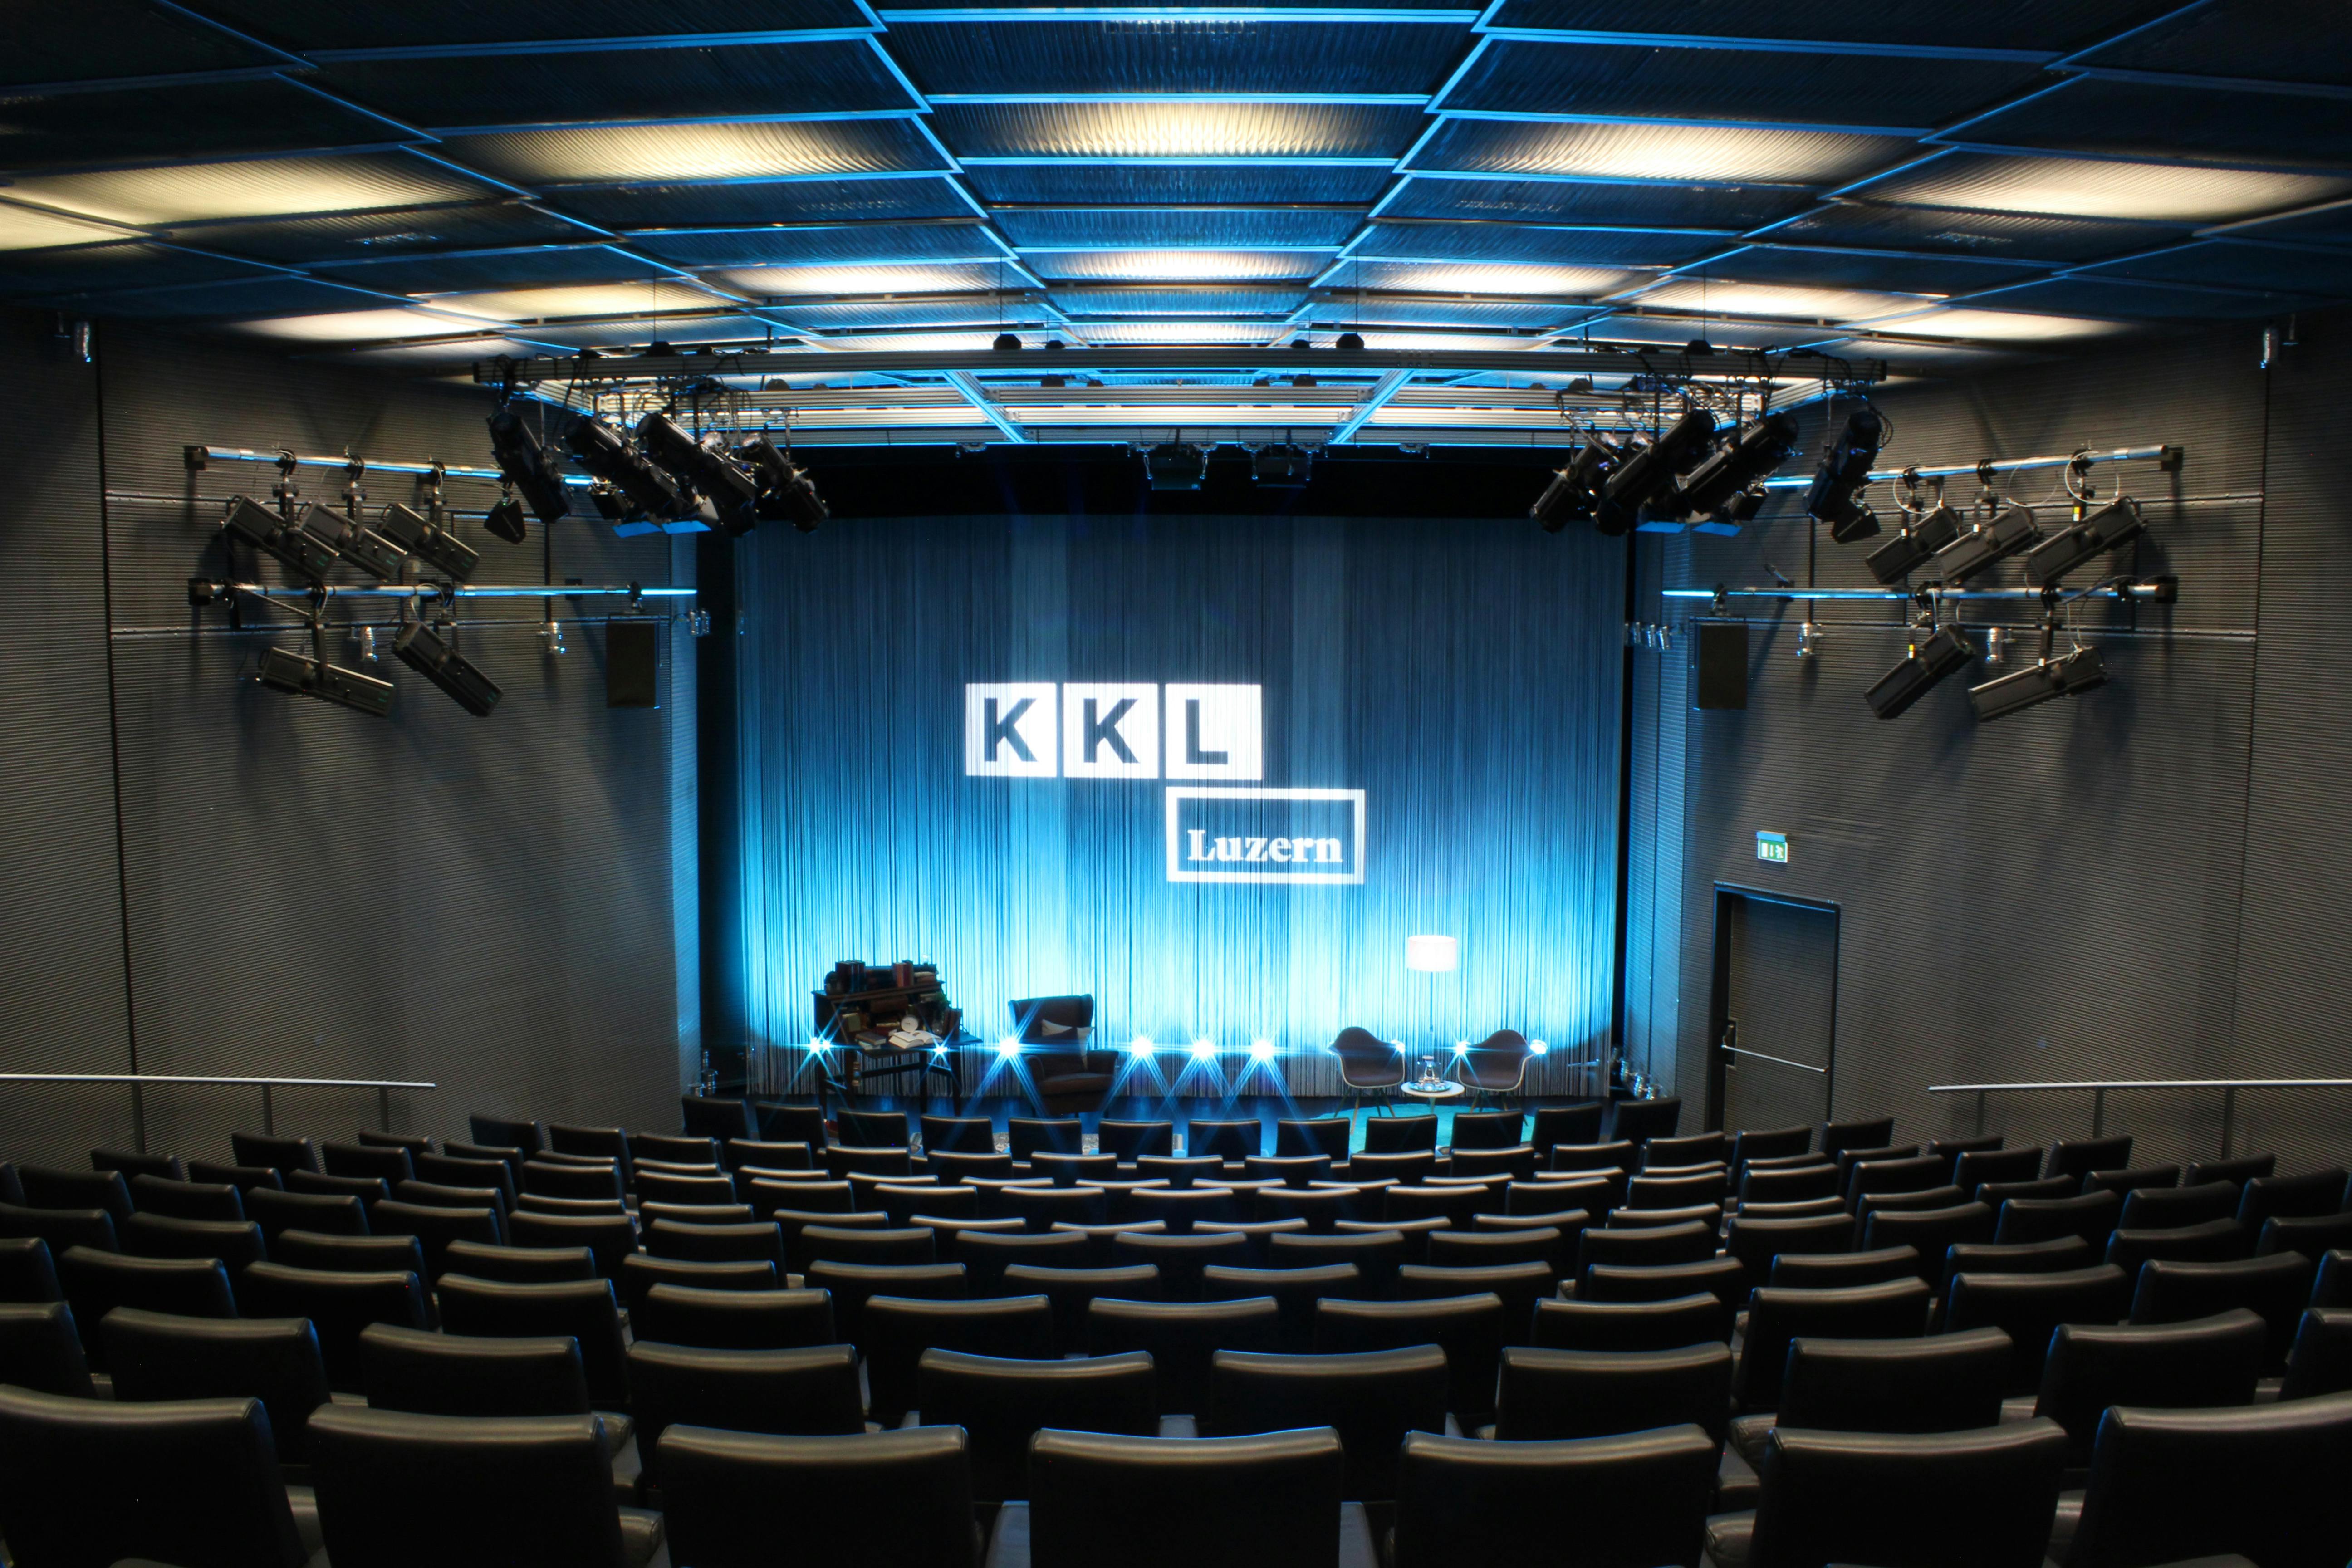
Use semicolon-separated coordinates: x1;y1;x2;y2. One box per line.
2025;496;2145;585
486;404;573;529
1531;433;1625;534
637;412;759;533
1146;443;1208;491
393;620;502;717
1931;502;2039;583
1594;407;1715;536
221;495;340;585
297;501;407;582
1968;643;2107;722
1864;502;1965;584
561;415;713;536
374;501;479;582
1667;411;1801;523
1866;622;1977;720
1252;445;1312;487
1804;405;1886;542
740;437;827;532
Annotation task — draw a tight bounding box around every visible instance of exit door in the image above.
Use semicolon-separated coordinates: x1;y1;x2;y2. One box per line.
1705;886;1838;1135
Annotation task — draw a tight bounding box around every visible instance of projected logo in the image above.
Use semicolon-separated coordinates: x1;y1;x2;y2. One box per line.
1166;789;1366;885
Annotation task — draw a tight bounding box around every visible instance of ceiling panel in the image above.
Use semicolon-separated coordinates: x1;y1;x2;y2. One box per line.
1629;277;1937;320
314;41;915;131
1955;275;2336;320
1763;200;2185;262
227;304;515;340
1849;304;2136;340
775;297;1030;329
1443;38;2043;129
2205;198;2352;247
49;274;398;319
0;205;145;252
309;244;683;293
419;280;742;320
1354;221;1728;267
514;313;778;348
1477;0;2157;51
1050;284;1303;317
548;178;976;230
1849;150;2352;224
1571;312;1835;350
191;0;868;51
1959;78;2352;172
1345;296;1580;328
1410;119;1911;183
2069;0;2352;87
5;154;496;227
2070;240;2352;298
442;120;951;186
0;242;275;296
0;80;408;176
1345;258;1646;294
1702;242;2047;294
993;208;1365;250
881;21;1467;96
1026;249;1326;281
1382;175;1816;230
627;222;1003;268
1070;320;1297;344
713;260;1008;296
6;0;281;86
142;201;594;263
962;164;1395;206
931;102;1426;160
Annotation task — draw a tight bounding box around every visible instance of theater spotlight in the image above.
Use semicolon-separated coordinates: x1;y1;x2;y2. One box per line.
1130;1036;1154;1057
374;501;478;582
1667;411;1800;521
1805;405;1886;542
562;415;712;534
1866;623;1977;720
1252;445;1312;487
1594;407;1715;535
486;404;573;528
256;637;394;717
1190;1039;1216;1059
1147;444;1208;491
2025;497;2145;585
221;495;339;584
1249;1039;1276;1063
740;437;827;532
1969;643;2108;721
638;412;759;533
995;1038;1021;1059
1864;503;1965;584
297;502;407;582
1932;502;2039;583
392;620;502;717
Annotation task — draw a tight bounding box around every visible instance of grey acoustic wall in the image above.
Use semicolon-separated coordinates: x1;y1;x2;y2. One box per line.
1629;314;2351;1171
0;309;693;1166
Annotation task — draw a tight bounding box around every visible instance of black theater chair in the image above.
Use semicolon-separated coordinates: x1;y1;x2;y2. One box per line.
2259;1211;2352;1260
1314;1292;1505;1425
1723;1212;1853;1291
395;1176;510;1216
1729;1125;1813;1171
1490;1342;1730;1446
0;1199;115;1259
130;1172;244;1222
1939;1235;2097;1297
804;1259;965;1348
230;1133;320;1175
1098;1119;1176;1163
637;1135;723;1172
1725;1328;2010;1466
747;1178;856;1217
1269;1229;1407;1294
1204;1345;1449;1502
1926;1134;2002;1178
919;1348;1164;1501
1203;1262;1365;1351
1131;1186;1240;1233
1817;1117;1895;1163
1951;1145;2043;1197
640;1201;755;1229
1604;1097;1682;1147
322;1141;414;1184
57;1247;237;1364
994;1426;1363;1568
548;1123;634;1181
288;1170;391;1208
1863;1201;1998;1281
1086;1295;1279;1416
1248;1154;1333;1189
1431;1223;1567;1280
836;1109;909;1149
2035;1310;2266;1467
646;1217;785;1269
1386;1183;1485;1228
122;1211;268;1269
469;1115;548;1154
1113;1230;1246;1299
663;1425;976;1568
1278;1118;1354;1163
439;1239;587;1284
2082;1163;2182;1197
1004;1184;1107;1232
308;1406;663;1568
506;1210;636;1279
1580;1256;1749;1316
953;1228;1092;1294
0;1385;310;1568
1740;1163;1842;1206
799;1220;933;1269
436;1274;630;1409
91;1147;185;1181
681;1095;759;1144
616;1254;776;1313
1994;1189;2122;1248
1577;1218;1716;1285
2107;1218;2254;1273
2281;1308;2352;1401
1531;1293;1733;1351
1710;1420;2068;1568
862;1293;1056;1425
1944;1263;2134;1395
2188;1154;2277;1186
0;1301;94;1396
631;1284;834;1352
245;1186;369;1240
1263;1187;1352;1232
2128;1252;2316;1372
2313;1248;2351;1307
370;1199;505;1282
919;1113;994;1155
0;1236;59;1305
1627;1170;1728;1210
104;1307;333;1469
1981;1174;2082;1208
2046;1135;2133;1182
1730;1279;1932;1413
18;1166;134;1226
187;1160;286;1193
1197;1216;1313;1265
627;1343;865;1495
1364;1114;1441;1155
2066;1392;2352;1568
1400;1260;1550;1346
638;1170;740;1208
1186;1118;1262;1166
524;1158;627;1203
925;1149;1012;1184
1394;1427;1718;1568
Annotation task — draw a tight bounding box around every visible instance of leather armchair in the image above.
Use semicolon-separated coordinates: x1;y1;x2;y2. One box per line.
129;1173;244;1221
1006;1426;1359;1568
1009;996;1115;1115
1313;1292;1504;1426
1205;1344;1448;1501
1944;1263;2132;1394
1531;1292;1732;1352
2068;1392;2352;1568
105;1308;333;1468
2035;1311;2264;1467
617;1254;774;1312
1396;1426;1715;1568
0;1300;95;1396
864;1294;1054;1425
1087;1296;1281;1416
628;1342;863;1494
1730;1278;1932;1413
631;1282;834;1351
917;1347;1157;1503
435;1275;629;1409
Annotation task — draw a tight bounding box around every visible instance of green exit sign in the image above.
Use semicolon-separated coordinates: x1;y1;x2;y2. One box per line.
1756;831;1789;863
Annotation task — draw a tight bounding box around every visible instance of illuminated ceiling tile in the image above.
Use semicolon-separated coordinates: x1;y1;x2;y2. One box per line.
6;157;490;228
1417;120;1907;184
1030;250;1324;281
422;281;736;320
1349;260;1643;295
445;121;942;186
1074;321;1299;343
1859;307;2135;341
1856;153;2352;224
230;308;499;342
1636;279;1936;320
1350;329;1538;351
714;262;1007;296
793;330;1052;353
0;206;142;252
935;101;1421;160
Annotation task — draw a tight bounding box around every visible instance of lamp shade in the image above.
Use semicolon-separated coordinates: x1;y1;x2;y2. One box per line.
1405;935;1459;973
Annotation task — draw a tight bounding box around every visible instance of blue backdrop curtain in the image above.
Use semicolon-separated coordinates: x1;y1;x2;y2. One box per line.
734;509;1624;1098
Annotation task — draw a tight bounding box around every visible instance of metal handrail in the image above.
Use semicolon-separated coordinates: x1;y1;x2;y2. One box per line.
1927;1076;2352;1156
1725;1045;1828;1075
0;1072;438;1148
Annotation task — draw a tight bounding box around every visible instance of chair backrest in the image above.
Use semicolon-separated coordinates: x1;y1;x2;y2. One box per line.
617;1254;776;1311
1578;1219;1716;1282
647;1217;785;1268
436;1240;592;1286
546;1124;631;1177
1994;1188;2121;1248
1530;1292;1732;1352
2186;1153;2275;1187
1747;1419;2068;1568
18;1166;134;1225
836;1109;909;1148
2081;1163;2182;1197
2239;1168;2352;1229
1098;1120;1175;1161
1730;1126;1812;1169
1004;1117;1082;1161
1312;1293;1505;1423
1770;1244;1924;1290
2282;1307;2352;1401
2068;1391;2352;1568
410;1154;515;1208
230;1134;319;1175
1580;1256;1749;1314
369;1200;506;1283
2128;1252;2316;1372
1114;1231;1249;1298
2108;1217;2254;1274
1732;1279;1932;1411
1269;1230;1407;1294
91;1148;185;1181
0;1300;93;1396
918;1115;994;1154
321;1142;414;1183
2256;1211;2352;1261
1186;1119;1261;1162
804;1260;967;1346
922;1349;1162;1502
636;1136;722;1172
2035;1310;2267;1465
128;1173;243;1223
58;1247;236;1363
1491;1342;1730;1444
1724;1213;1856;1289
633;1283;835;1352
863;1293;1056;1423
1862;1202;1997;1280
1455;1034;1531;1094
1277;1118;1354;1161
1954;1146;2043;1195
468;1116;547;1154
1363;1115;1441;1155
122;1211;268;1269
2046;1135;2133;1181
0;1384;308;1568
1551;1140;1640;1176
1938;1235;2094;1298
434;1274;628;1408
1776;1327;2011;1436
1010;994;1095;1045
1741;1163;1841;1205
1817;1117;1895;1161
359;1321;589;1423
628;1342;865;1489
504;1210;636;1277
1944;1263;2133;1394
660;1424;977;1568
103;1307;333;1464
1529;1103;1607;1154
1602;1097;1681;1146
307;1405;627;1568
954;1227;1092;1292
186;1161;285;1193
1086;1295;1280;1415
244;1186;368;1240
1392;1426;1718;1568
681;1095;758;1143
287;1170;390;1206
1332;1026;1403;1089
1028;1425;1344;1568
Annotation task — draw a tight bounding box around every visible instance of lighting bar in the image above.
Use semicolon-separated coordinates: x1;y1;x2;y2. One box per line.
203;582;696;601
1662;579;2176;603
1759;444;2176;491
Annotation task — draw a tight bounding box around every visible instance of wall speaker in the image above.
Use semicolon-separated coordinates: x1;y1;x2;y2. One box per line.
1693;621;1749;710
607;622;659;708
